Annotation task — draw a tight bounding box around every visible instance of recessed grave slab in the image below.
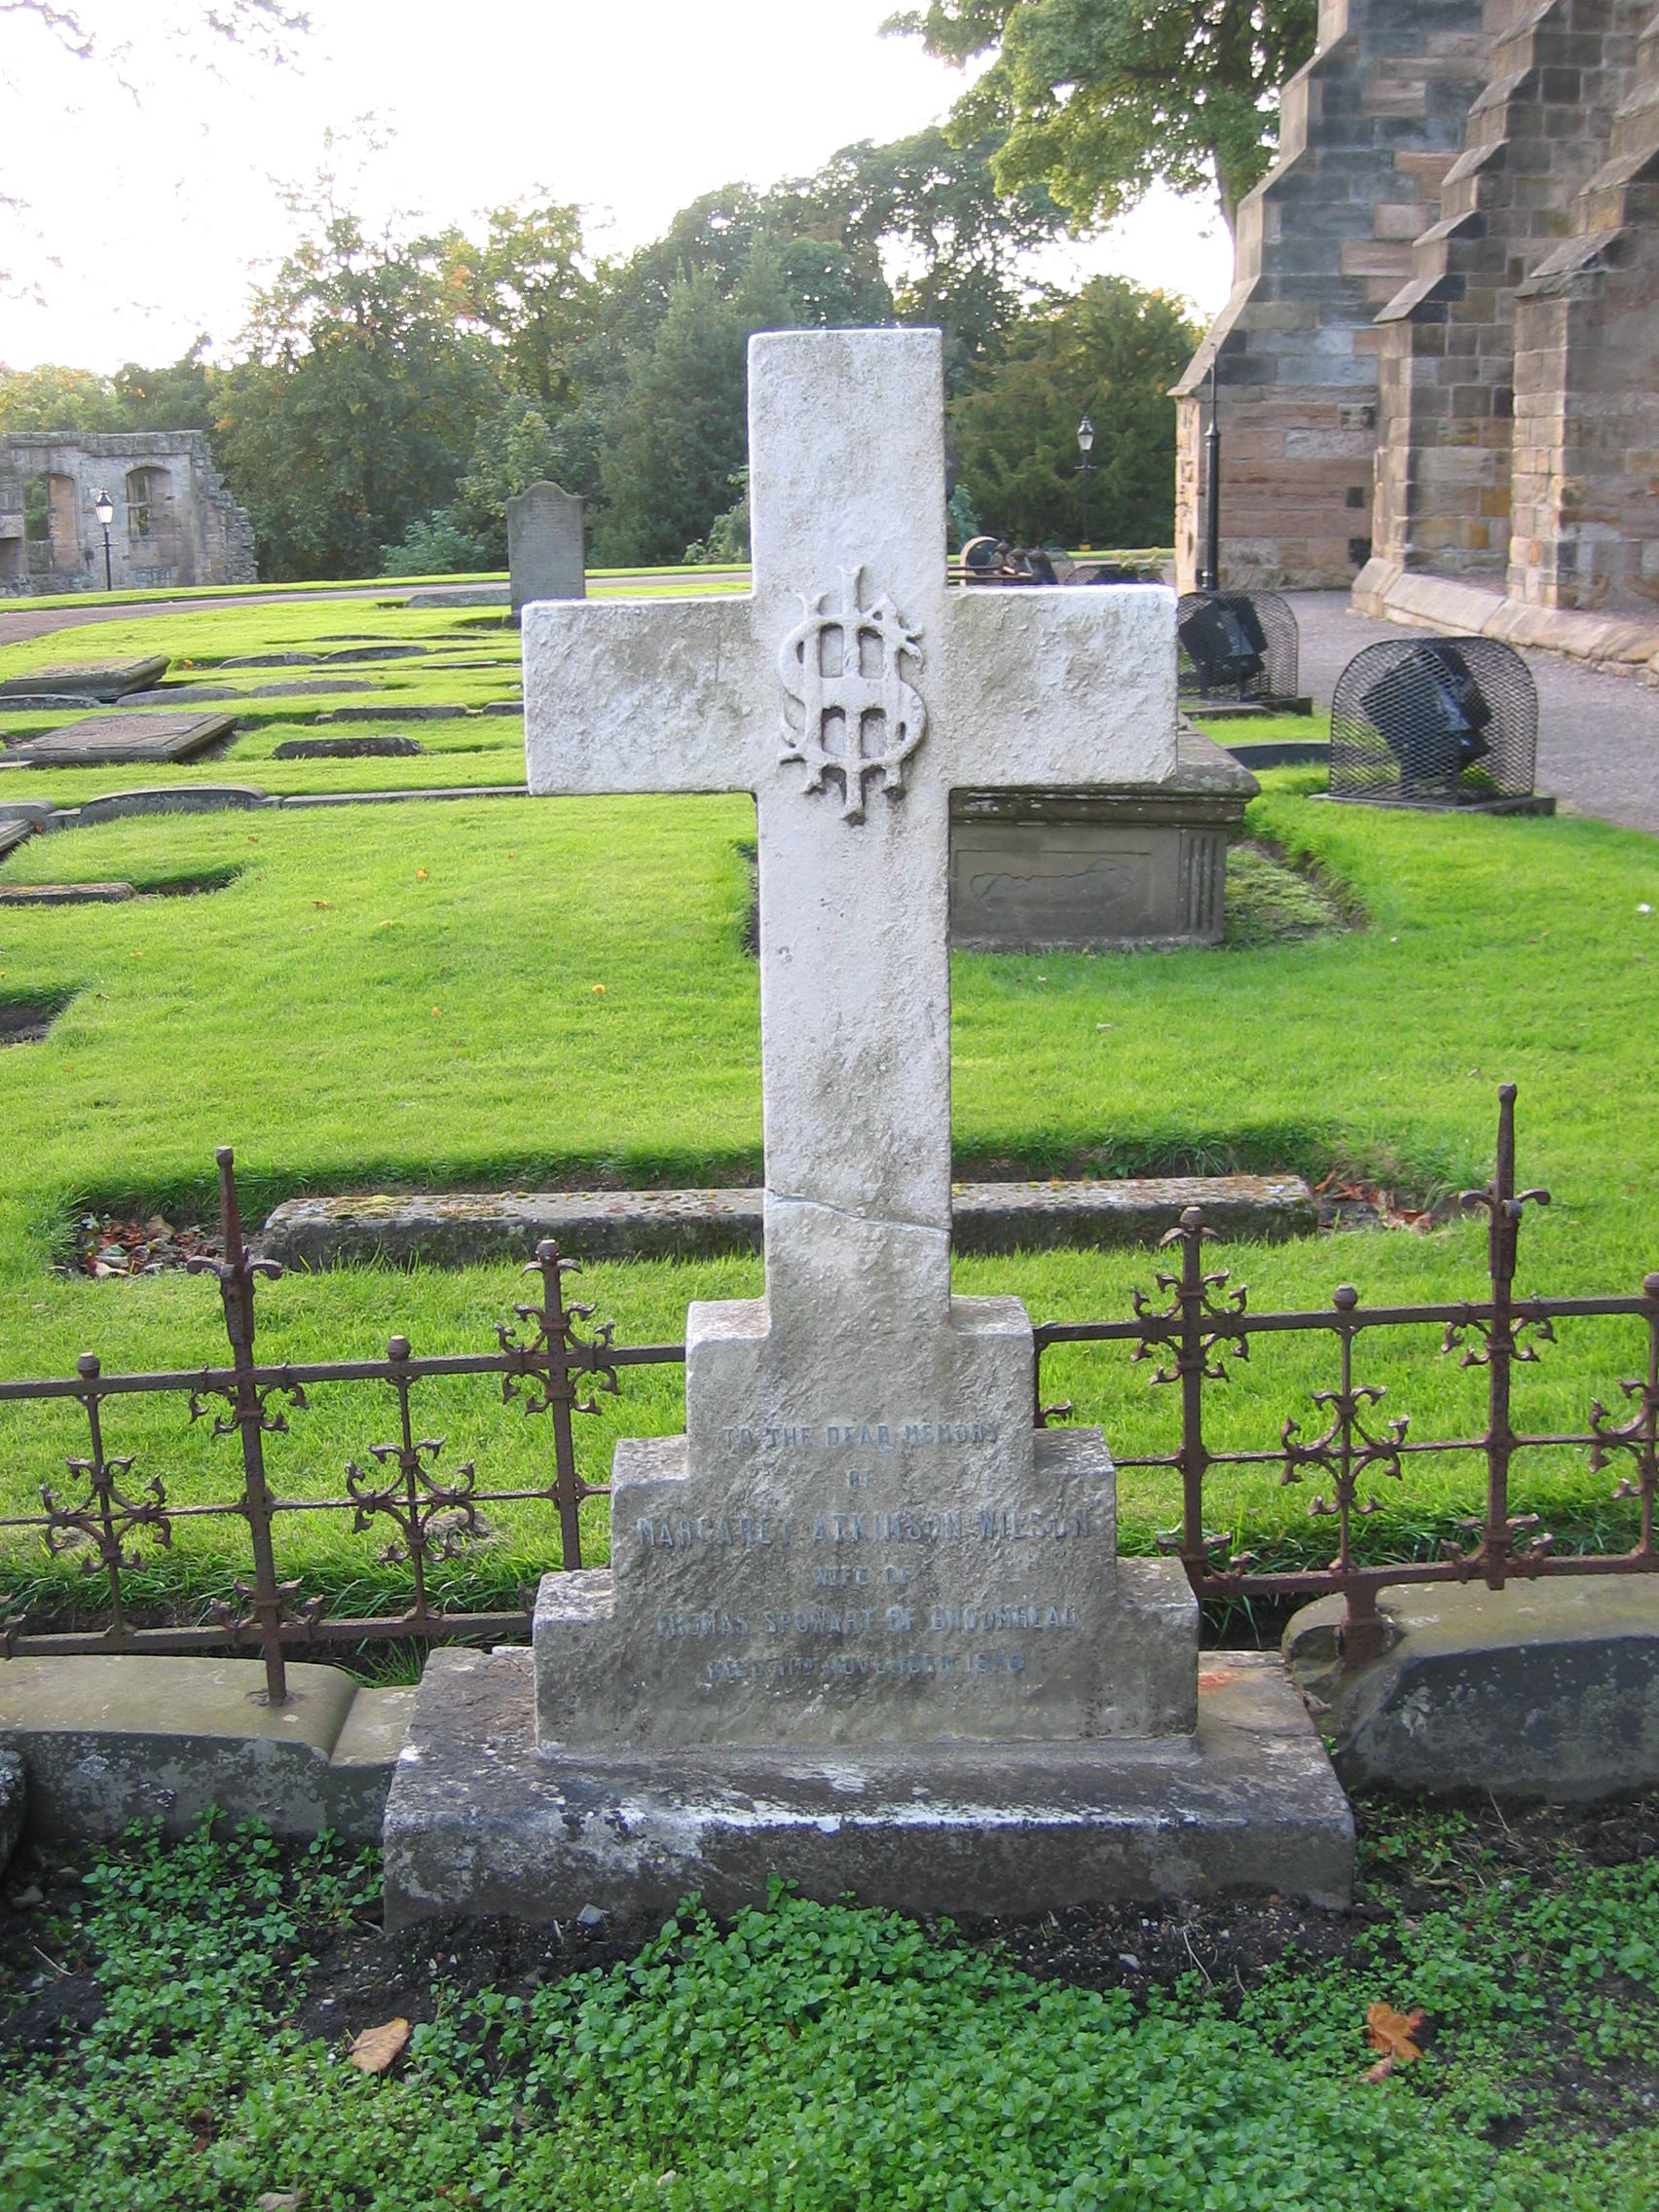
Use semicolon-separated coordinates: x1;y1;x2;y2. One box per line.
387;327;1351;1927
271;735;425;760
0;656;168;704
8;711;237;768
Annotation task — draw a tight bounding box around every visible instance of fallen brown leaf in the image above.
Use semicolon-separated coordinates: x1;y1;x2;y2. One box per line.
1365;1999;1425;2067
349;2016;411;2076
1362;2053;1396;2085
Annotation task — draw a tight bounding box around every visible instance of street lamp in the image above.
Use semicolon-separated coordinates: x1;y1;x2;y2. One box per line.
92;488;114;592
1075;417;1095;551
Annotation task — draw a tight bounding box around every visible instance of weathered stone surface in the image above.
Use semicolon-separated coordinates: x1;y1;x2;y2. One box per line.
383;1647;1354;1930
400;585;510;608
0;1657;413;1844
535;1431;1198;1750
1285;1579;1659;1799
63;784;269;825
0;1748;22;1875
9;711;236;767
1353;556;1659;672
0;656;167;702
317;703;468;722
508;481;585;615
517;328;1187;1765
949;729;1258;950
272;735;425;760
0;881;134;904
0;818;35;860
256;1174;1315;1272
0;430;254;595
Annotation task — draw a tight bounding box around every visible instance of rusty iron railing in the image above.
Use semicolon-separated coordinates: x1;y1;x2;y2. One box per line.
0;1088;1653;1701
1033;1087;1659;1661
0;1147;682;1705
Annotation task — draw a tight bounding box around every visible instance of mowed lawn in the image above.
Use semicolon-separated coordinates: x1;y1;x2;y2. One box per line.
0;712;1654;1616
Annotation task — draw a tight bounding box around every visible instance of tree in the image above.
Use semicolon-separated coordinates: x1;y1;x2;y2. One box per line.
768;127;1064;388
948;276;1198;544
216;204;493;579
0;362;122;432
888;0;1317;241
591;272;752;566
444;201;597;414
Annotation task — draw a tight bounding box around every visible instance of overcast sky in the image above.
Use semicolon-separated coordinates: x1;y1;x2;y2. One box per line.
0;0;1233;375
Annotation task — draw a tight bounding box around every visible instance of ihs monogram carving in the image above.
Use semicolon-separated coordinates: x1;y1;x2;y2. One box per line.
777;565;927;824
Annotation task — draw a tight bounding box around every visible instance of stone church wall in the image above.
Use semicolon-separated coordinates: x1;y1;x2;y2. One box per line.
1178;0;1659;621
1172;0;1490;591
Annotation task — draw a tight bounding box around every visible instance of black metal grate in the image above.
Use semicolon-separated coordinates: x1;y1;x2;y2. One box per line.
1330;636;1537;807
1176;590;1300;705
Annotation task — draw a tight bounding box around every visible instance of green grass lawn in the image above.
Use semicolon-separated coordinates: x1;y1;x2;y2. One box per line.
0;725;1650;1617
3;1805;1656;2210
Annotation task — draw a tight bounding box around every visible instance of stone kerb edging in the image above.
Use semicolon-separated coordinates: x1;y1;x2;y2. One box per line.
256;1176;1317;1271
1352;558;1659;680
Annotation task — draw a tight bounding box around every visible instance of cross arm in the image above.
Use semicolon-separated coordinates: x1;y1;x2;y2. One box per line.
940;584;1178;789
523;596;758;795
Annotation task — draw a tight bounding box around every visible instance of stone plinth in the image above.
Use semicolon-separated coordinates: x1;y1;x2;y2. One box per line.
384;1649;1354;1931
507;480;585;617
949;727;1257;950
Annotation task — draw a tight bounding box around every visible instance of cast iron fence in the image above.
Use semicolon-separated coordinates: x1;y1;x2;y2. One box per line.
0;1088;1653;1702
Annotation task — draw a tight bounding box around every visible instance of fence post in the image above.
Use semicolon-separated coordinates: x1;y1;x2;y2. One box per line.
1472;1086;1549;1590
531;1239;585;1571
203;1148;289;1705
1174;1206;1212;1594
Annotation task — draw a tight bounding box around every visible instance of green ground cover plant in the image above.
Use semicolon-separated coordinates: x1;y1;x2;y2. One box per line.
0;723;1648;1615
3;1804;1657;2209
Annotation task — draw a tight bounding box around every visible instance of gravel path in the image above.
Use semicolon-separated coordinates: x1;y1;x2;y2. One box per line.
1285;590;1659;837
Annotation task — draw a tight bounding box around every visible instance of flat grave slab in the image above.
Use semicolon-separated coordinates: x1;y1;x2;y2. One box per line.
0;819;35;862
272;735;424;760
7;711;238;768
0;881;134;905
0;656;168;704
256;1174;1316;1271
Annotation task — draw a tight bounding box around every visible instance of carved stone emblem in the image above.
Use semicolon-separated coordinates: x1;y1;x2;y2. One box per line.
777;565;927;823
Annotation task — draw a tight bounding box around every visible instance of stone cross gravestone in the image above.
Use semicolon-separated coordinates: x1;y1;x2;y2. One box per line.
524;327;1192;1749
384;328;1353;1929
507;480;585;618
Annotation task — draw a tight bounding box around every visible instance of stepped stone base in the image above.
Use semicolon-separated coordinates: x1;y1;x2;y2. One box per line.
383;1647;1354;1931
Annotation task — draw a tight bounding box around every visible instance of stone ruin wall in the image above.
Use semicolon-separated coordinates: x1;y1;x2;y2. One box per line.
0;430;256;595
1176;0;1659;617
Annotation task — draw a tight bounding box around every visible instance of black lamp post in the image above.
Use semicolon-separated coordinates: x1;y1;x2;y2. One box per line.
1075;415;1095;550
1201;366;1222;593
92;488;114;592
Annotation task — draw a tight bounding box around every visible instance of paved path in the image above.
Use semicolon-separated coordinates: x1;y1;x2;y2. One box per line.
0;570;750;649
1286;591;1659;837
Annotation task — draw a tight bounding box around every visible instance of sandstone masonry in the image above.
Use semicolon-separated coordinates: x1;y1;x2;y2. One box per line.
0;430;256;594
1177;0;1659;622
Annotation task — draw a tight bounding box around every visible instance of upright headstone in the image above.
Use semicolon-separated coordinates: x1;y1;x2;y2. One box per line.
507;481;585;618
384;329;1353;1929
